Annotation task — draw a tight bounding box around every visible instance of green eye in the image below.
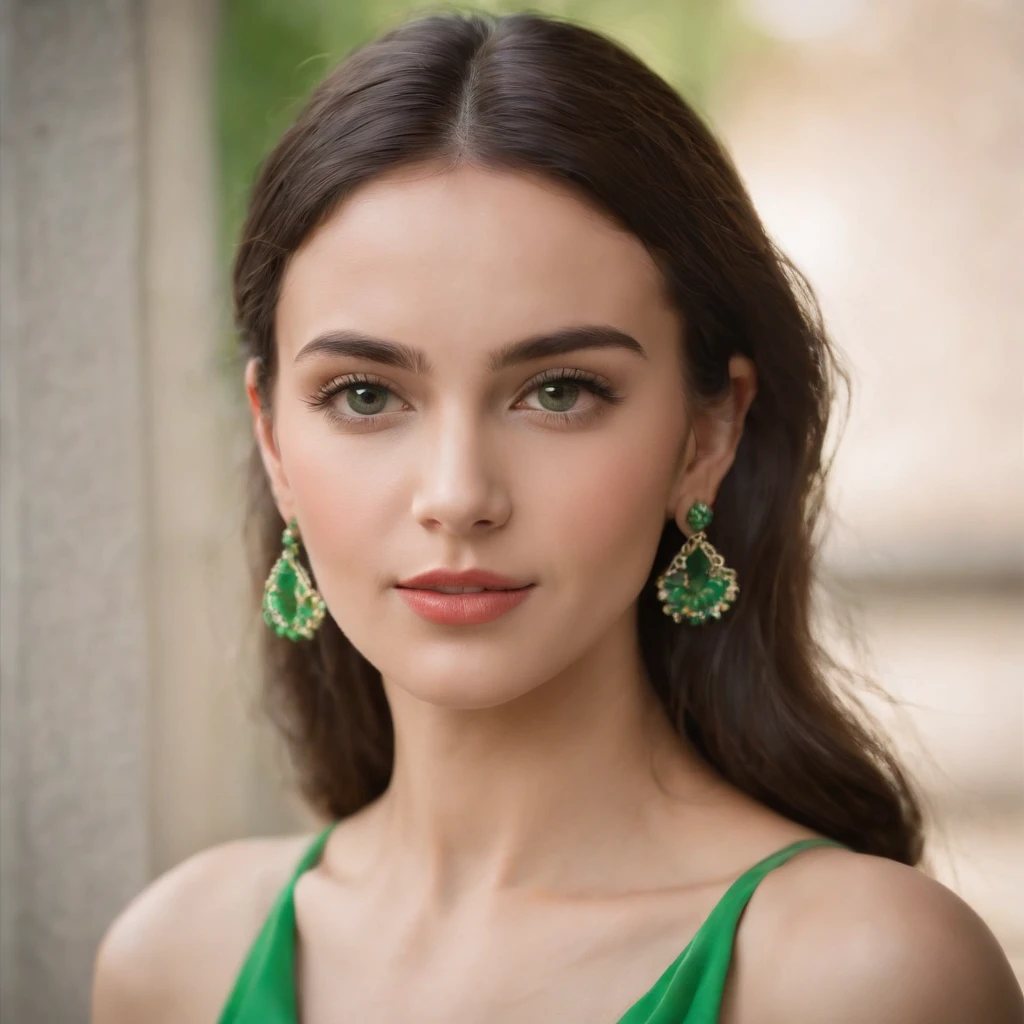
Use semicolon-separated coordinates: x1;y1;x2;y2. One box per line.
535;381;581;413
345;385;389;415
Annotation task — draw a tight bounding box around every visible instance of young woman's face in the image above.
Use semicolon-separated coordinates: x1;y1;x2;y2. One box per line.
255;163;693;709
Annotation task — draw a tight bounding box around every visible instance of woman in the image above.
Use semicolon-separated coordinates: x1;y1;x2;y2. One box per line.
92;9;1022;1023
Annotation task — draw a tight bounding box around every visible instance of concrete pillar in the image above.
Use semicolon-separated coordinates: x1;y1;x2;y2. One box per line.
0;1;304;1019
0;0;150;1018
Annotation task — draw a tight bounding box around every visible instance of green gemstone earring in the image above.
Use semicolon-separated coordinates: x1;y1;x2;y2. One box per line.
655;502;739;625
262;518;327;641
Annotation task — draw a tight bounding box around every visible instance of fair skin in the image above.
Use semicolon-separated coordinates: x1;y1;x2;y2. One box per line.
92;163;1024;1023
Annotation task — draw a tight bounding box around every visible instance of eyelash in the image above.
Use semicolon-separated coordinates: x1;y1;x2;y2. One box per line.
304;367;625;431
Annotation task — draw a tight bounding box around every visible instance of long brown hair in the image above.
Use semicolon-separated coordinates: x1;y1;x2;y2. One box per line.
234;9;925;863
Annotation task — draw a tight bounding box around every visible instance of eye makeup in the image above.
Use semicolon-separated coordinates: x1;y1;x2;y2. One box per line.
302;366;626;432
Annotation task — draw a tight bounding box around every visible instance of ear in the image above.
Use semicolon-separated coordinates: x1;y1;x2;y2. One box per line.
244;357;295;521
669;354;758;533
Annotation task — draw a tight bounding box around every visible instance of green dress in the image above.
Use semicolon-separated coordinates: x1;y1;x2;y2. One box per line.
218;826;847;1023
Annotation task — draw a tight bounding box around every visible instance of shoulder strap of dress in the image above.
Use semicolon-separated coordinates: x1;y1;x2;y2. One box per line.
620;837;850;1023
216;824;338;1024
697;837;848;937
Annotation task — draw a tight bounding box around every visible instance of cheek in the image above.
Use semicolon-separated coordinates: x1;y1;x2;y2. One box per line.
273;408;397;603
552;429;673;592
553;376;686;574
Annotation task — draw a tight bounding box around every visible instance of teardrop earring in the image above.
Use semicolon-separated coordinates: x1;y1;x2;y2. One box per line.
262;518;327;641
655;502;739;625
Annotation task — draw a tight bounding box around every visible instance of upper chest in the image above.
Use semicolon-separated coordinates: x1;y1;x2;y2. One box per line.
290;868;784;1024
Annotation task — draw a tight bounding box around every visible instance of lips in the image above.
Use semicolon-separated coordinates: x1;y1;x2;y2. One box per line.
394;567;535;625
395;583;535;625
396;568;531;590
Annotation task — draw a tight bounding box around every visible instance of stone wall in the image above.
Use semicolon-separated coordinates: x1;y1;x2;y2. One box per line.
0;1;299;1019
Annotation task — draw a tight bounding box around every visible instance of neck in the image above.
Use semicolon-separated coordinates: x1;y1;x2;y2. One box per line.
364;616;723;910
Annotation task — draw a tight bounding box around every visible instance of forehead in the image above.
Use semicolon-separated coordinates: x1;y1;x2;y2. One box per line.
276;163;674;362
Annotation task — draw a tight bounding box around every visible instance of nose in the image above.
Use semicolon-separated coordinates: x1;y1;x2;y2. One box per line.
409;407;511;536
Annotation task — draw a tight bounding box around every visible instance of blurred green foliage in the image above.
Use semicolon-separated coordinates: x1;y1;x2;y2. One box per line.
216;0;751;278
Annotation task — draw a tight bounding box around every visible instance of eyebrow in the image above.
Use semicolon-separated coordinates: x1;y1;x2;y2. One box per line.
293;324;648;374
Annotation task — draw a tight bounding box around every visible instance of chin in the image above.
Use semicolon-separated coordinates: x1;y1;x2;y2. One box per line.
392;674;541;711
376;648;550;710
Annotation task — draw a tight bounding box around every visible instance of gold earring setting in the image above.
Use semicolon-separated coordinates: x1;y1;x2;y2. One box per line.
656;502;739;625
263;518;327;641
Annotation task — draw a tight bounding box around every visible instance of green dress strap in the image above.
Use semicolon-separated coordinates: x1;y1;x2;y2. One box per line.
618;837;849;1022
219;831;848;1024
218;823;337;1024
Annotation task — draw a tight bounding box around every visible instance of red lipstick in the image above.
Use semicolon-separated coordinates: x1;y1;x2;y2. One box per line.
395;568;535;625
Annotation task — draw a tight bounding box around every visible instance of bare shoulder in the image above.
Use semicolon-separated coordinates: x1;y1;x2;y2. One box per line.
731;843;1024;1024
91;831;316;1024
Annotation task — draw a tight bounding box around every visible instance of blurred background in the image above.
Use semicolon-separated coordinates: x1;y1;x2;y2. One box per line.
1;0;1020;1018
